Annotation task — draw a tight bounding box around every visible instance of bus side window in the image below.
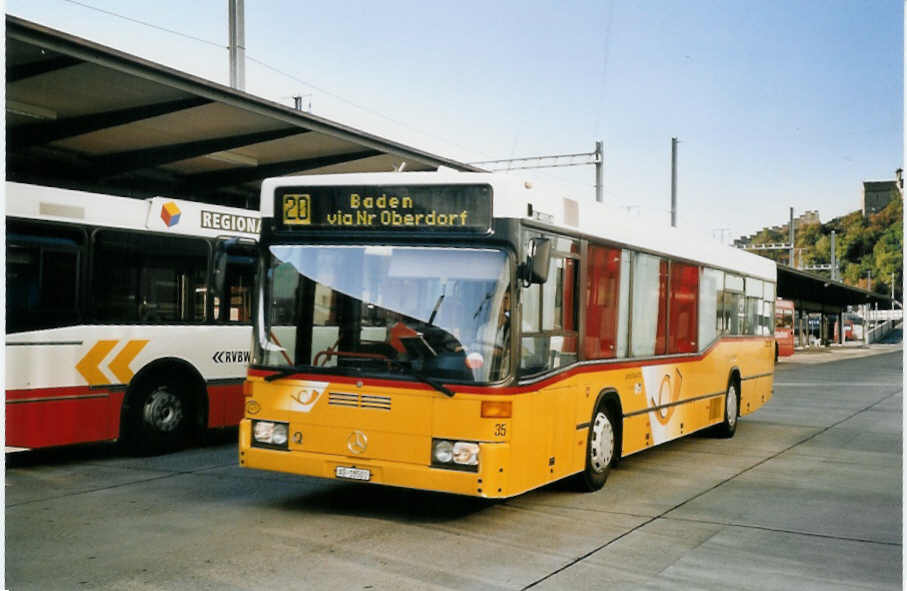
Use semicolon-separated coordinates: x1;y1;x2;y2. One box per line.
629;252;668;357
668;262;699;353
519;232;579;375
699;268;724;349
584;244;628;359
762;282;776;336
744;278;763;335
6;221;84;334
93;230;209;323
213;242;257;323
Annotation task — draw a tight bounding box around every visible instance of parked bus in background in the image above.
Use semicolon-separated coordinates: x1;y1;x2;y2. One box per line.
775;299;795;358
6;182;259;453
240;172;777;498
836;311;863;342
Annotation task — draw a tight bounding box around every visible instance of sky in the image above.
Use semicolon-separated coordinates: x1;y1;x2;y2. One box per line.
5;0;904;243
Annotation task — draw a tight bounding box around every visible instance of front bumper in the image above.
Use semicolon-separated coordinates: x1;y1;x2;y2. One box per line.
238;419;513;498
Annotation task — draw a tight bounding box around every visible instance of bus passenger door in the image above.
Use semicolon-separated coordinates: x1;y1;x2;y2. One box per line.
213;239;258;425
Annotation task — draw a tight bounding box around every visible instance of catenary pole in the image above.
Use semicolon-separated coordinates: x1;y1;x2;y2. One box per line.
594;141;603;203
228;0;245;90
670;137;678;227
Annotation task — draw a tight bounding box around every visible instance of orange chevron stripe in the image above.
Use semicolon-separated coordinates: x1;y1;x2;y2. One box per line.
75;340;118;385
108;340;150;384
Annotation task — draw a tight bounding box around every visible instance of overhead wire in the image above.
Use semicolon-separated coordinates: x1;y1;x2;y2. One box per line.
59;0;227;49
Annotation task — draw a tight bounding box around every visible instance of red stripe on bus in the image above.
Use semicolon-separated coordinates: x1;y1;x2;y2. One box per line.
206;382;245;428
6;391;125;448
6;381;246;447
247;336;772;395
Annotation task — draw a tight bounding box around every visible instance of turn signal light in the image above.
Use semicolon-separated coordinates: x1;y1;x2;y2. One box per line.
481;400;512;418
242;381;254;396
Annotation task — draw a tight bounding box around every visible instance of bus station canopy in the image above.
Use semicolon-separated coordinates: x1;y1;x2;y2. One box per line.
777;264;891;312
6;16;480;210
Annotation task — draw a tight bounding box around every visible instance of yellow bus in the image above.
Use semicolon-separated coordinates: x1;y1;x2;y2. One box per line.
239;172;776;497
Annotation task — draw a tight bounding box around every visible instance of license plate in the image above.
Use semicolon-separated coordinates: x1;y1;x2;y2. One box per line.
335;466;371;481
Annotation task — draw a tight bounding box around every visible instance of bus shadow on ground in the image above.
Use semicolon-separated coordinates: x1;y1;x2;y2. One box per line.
274;424;735;520
5;427;239;469
276;480;499;523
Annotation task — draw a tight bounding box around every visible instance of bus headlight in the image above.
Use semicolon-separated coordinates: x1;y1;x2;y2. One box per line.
252;420;289;450
431;439;479;472
452;442;479;466
432;439;453;464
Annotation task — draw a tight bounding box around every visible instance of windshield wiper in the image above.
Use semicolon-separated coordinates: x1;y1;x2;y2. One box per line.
473;290;494;319
411;372;454;397
262;350;454;396
367;354;455;397
428;291;445;325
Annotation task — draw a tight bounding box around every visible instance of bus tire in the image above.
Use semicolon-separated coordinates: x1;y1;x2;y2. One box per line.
714;377;740;439
123;376;192;455
774;342;779;364
576;403;617;492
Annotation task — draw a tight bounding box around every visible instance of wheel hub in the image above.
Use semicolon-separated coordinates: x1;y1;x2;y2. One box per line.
143;388;183;433
589;411;614;473
726;385;738;427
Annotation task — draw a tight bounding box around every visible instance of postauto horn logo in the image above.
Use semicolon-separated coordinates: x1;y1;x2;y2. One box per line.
160;201;182;228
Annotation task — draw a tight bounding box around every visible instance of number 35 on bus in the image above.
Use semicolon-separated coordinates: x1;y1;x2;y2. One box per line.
240;172;776;497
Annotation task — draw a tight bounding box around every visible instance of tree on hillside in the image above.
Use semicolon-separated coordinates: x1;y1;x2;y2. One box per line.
870;201;903;299
794;223;823;267
742;193;901;300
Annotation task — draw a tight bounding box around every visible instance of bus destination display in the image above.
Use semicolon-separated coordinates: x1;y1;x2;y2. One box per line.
278;184;491;232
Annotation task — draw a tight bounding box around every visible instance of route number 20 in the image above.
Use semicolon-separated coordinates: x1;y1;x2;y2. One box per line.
283;194;311;225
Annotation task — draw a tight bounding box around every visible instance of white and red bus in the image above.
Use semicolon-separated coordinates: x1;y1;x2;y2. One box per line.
774;299;795;357
6;182;259;453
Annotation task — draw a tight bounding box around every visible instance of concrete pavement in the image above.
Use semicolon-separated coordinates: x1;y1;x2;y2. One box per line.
5;350;902;590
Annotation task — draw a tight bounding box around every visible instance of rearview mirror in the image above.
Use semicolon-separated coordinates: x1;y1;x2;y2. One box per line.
523;237;552;285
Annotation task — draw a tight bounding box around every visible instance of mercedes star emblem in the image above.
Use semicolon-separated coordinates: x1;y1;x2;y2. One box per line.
347;430;368;455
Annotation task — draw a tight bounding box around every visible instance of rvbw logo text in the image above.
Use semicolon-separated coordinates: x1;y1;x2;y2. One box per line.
212;350;251;364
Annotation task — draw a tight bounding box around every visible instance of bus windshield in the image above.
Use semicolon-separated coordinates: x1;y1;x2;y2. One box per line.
254;245;512;383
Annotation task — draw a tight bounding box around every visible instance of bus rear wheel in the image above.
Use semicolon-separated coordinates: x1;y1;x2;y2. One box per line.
577;404;617;491
713;380;739;439
124;379;192;455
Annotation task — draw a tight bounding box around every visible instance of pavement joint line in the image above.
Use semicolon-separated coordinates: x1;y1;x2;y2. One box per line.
7;462;239;508
5;473;180;508
78;461;236;473
520;387;902;591
660;515;902;547
520;513;662;590
649;527;725;579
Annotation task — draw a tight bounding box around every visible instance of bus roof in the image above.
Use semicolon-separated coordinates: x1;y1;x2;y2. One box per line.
6;182;260;239
261;171;776;282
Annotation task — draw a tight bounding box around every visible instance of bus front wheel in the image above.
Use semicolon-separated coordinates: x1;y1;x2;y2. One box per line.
577;403;617;491
123;378;191;454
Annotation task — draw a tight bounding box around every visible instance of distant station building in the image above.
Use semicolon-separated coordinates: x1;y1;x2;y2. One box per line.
862;169;903;216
